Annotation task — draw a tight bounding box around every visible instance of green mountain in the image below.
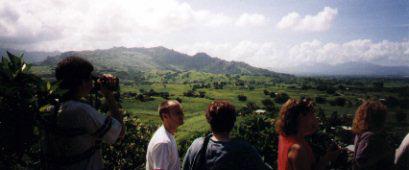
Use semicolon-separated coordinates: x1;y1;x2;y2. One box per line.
41;46;290;77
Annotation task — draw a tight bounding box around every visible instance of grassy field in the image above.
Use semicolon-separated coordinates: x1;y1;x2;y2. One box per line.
120;82;408;143
29;65;409;143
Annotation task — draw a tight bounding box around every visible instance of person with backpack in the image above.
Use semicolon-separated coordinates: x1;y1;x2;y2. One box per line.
43;56;124;169
182;100;268;170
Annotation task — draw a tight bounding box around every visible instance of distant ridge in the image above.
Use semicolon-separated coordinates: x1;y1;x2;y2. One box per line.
0;48;61;63
272;62;409;77
41;46;290;77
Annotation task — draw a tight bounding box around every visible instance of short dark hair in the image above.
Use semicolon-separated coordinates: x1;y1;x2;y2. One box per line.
275;98;315;136
205;100;237;133
158;100;181;119
55;56;94;94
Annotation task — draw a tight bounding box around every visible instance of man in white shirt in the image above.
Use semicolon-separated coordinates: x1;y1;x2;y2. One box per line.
146;100;184;170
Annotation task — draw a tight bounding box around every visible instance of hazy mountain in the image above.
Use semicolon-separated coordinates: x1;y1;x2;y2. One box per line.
0;48;61;63
41;46;289;77
275;62;409;76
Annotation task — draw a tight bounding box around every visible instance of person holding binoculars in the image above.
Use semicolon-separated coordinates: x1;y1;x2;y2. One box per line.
43;56;124;170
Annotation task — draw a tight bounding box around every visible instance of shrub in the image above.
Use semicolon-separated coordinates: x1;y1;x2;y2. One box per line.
274;92;289;104
183;90;196;97
102;116;158;169
329;97;347;106
315;96;327;104
159;92;170;99
261;98;275;112
0;52;64;168
238;102;260;115
232;114;277;168
237;94;247;101
198;91;206;98
176;97;183;103
263;89;270;95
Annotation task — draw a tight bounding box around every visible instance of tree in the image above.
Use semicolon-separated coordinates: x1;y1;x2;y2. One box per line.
199;91;206;98
0;52;64;168
261;98;275;112
237;94;247;101
263;89;270;95
183;90;196;97
373;81;384;90
274;92;289;104
176;97;183;103
315;96;327;104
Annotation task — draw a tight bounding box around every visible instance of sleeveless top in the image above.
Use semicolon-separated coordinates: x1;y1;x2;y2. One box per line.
278;134;315;170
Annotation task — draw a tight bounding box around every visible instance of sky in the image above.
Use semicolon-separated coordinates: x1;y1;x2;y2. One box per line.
0;0;408;71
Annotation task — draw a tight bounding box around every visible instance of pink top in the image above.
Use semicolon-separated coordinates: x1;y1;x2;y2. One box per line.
278;134;315;170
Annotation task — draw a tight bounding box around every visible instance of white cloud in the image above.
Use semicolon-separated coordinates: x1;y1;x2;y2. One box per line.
0;0;233;51
235;13;267;27
277;7;338;32
176;39;409;70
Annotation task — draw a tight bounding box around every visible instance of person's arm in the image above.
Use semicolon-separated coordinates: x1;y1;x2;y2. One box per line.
288;144;311;170
99;74;123;124
151;143;170;170
395;133;409;169
103;92;122;124
99;74;124;138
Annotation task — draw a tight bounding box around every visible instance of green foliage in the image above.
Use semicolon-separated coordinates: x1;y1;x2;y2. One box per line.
261;98;275;112
0;52;62;168
102;115;158;169
274;92;289;104
237;94;247;101
232;114;277;168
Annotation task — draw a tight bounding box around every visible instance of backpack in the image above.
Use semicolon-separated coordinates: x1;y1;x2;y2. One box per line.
190;134;213;170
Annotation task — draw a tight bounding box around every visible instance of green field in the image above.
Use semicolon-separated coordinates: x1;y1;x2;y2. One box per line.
119;83;409;143
30;65;409;144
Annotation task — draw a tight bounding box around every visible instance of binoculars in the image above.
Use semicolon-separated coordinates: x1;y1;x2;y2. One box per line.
91;74;120;92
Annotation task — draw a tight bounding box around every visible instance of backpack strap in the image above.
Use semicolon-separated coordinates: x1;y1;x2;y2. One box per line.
191;133;212;170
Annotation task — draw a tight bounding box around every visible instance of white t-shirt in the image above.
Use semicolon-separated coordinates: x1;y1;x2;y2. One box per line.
45;100;122;170
146;125;180;170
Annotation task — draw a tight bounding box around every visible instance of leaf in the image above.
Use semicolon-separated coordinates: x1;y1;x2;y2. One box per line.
46;81;51;91
21;63;27;72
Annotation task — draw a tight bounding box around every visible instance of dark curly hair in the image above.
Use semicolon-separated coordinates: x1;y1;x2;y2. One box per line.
55;56;94;99
206;100;237;134
275;98;315;136
352;100;387;134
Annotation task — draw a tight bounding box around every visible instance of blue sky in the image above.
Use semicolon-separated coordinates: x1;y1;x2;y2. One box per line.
0;0;408;71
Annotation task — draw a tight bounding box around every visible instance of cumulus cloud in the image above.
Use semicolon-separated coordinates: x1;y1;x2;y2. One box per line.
277;7;338;32
0;0;233;51
176;39;409;70
235;13;267;27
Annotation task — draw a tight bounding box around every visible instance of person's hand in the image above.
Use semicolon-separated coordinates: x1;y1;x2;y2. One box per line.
99;74;116;97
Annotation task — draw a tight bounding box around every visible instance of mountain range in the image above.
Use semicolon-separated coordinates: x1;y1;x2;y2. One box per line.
2;46;408;77
39;46;288;77
0;48;61;63
274;62;409;76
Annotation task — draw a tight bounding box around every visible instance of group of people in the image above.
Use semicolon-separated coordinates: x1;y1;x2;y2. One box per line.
44;56;408;170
